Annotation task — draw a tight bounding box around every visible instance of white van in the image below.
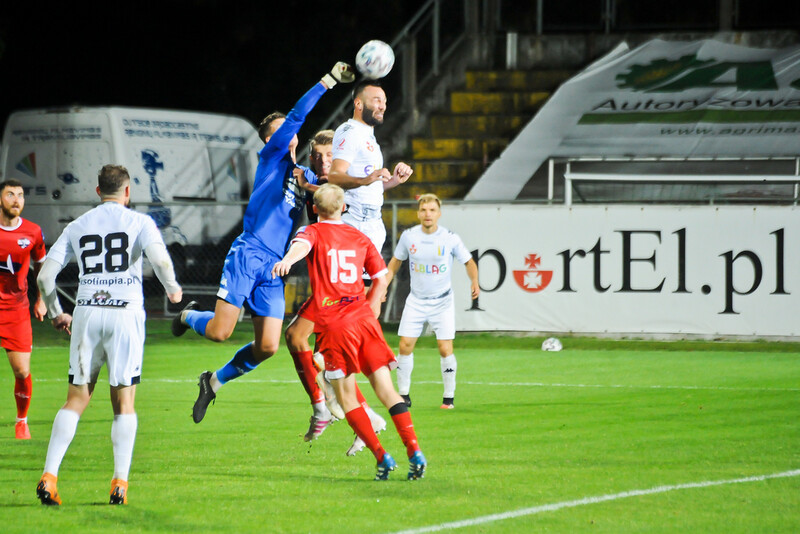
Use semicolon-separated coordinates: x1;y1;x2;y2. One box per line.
0;106;261;284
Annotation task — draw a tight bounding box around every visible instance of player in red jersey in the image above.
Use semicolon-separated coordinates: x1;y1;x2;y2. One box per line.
286;130;387;451
272;183;426;480
0;179;47;439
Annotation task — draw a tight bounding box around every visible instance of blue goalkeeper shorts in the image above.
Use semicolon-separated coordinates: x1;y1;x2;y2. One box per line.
216;233;286;319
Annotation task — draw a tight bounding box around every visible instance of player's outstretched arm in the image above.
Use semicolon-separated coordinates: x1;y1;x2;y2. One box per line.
328;160;390;190
272;241;311;279
321;62;355;89
384;162;413;190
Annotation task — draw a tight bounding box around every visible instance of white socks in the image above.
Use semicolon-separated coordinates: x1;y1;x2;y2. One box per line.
396;353;414;395
43;409;138;482
441;354;457;399
43;409;80;476
313;401;331;420
111;413;138;481
210;372;223;394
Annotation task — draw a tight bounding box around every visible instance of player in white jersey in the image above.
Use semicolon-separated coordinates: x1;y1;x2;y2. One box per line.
34;164;182;506
386;194;479;409
328;79;412;255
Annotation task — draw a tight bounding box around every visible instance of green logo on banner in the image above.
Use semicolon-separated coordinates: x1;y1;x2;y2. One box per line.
616;54;781;92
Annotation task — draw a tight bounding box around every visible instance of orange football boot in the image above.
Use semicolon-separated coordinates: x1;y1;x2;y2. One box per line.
109;478;128;505
37;473;61;505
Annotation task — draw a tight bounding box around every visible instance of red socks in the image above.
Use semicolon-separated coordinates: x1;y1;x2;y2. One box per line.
290;351;324;405
391;410;420;457
14;374;32;419
356;386;368;409
346;406;385;461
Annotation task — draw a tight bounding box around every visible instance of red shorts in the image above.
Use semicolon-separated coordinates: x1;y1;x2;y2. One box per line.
317;318;395;379
0;307;33;353
297;297;317;322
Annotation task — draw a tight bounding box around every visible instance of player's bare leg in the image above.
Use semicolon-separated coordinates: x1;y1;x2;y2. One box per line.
8;350;32;439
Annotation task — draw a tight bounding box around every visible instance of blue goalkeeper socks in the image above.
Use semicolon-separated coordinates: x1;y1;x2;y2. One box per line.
185;310;213;337
216;343;259;384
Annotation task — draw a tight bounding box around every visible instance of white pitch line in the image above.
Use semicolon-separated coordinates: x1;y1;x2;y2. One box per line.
457;381;800;392
388;469;800;534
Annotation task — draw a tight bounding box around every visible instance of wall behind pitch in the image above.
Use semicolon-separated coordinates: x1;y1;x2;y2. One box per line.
441;205;799;337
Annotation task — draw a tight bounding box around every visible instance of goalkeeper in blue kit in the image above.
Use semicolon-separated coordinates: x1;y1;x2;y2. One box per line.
171;62;355;437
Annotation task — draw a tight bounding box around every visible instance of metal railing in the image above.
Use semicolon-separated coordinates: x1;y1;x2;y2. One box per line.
547;156;800;206
298;0;481;163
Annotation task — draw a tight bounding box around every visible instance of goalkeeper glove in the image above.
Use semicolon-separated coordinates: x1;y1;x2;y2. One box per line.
322;62;355;89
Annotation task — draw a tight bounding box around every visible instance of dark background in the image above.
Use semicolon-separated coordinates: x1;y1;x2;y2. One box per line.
0;1;428;141
1;0;797;141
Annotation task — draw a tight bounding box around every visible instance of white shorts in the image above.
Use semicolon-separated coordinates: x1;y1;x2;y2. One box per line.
398;292;456;340
68;306;146;387
341;212;386;255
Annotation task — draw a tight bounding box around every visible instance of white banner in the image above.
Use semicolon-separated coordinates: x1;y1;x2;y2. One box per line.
468;39;800;200
443;204;800;337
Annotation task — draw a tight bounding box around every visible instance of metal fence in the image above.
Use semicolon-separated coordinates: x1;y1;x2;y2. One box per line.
41;200;421;323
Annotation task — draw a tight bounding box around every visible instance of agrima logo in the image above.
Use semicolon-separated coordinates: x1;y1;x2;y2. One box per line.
513;253;553;293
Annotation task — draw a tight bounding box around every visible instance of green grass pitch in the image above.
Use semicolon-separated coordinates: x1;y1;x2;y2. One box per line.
1;319;799;533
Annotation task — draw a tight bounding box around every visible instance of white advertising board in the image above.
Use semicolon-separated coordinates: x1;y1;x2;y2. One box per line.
443;204;799;337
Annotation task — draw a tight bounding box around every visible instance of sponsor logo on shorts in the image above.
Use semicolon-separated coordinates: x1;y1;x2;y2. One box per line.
321;295;360;308
77;290;130;308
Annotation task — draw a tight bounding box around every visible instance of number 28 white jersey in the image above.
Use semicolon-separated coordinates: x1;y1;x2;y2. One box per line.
46;202;165;309
394;225;472;299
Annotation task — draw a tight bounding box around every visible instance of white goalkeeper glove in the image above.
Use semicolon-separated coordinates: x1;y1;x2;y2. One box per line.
322;62;355;89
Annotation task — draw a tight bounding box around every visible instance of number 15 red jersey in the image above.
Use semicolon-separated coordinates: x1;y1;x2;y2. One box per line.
292;220;387;330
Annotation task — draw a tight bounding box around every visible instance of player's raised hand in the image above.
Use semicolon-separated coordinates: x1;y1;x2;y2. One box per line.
392;162;413;184
365;168;392;185
322;62;356;89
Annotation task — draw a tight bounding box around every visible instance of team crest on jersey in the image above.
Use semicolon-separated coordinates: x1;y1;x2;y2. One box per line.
77;290;129;308
409;244;417;254
366;141;374;152
17;238;31;249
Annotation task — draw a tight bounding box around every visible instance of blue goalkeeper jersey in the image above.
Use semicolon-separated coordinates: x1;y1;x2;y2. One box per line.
242;82;326;255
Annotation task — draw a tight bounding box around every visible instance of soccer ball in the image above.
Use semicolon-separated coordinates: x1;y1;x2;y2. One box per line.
355;40;395;79
541;337;563;352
